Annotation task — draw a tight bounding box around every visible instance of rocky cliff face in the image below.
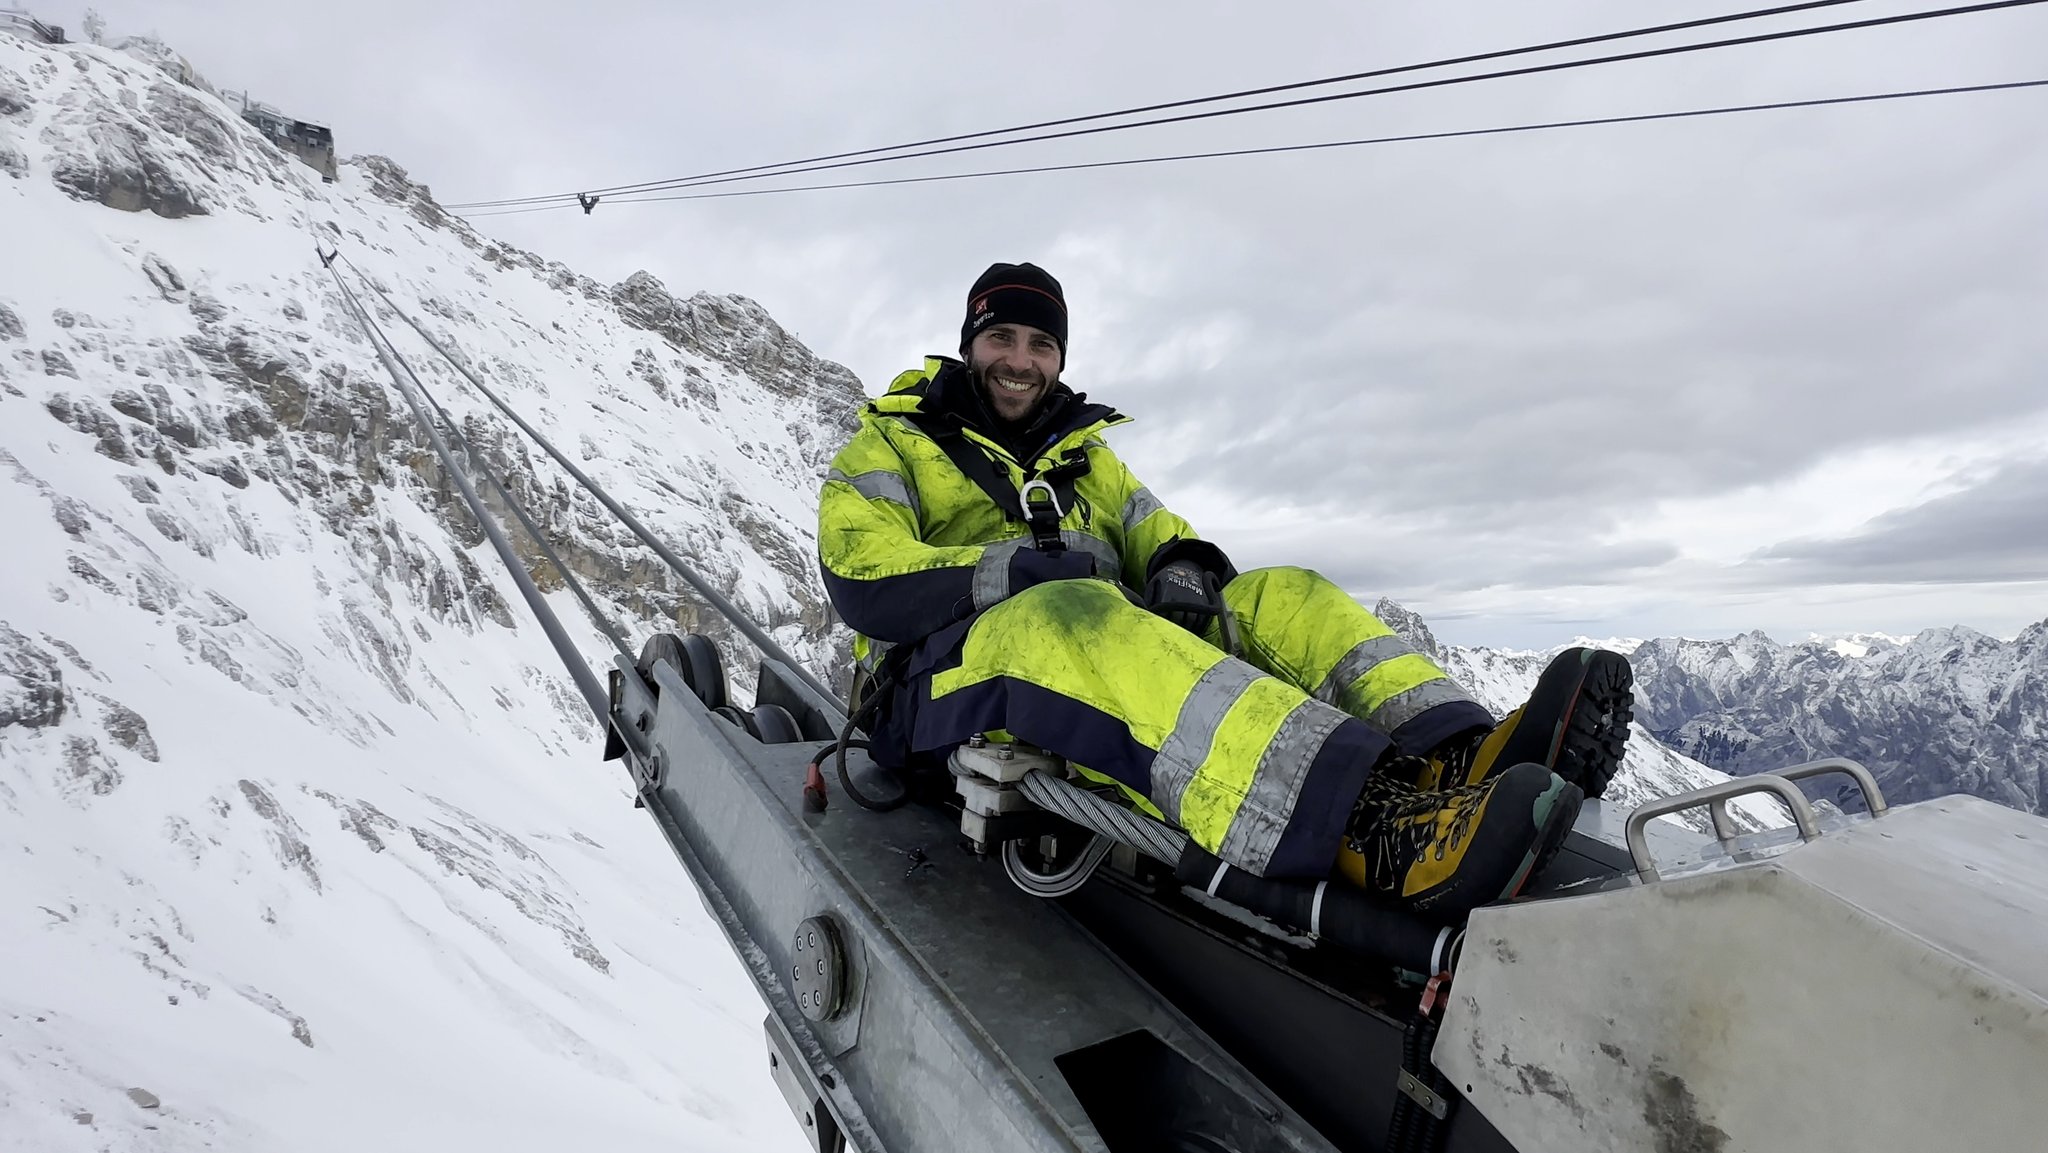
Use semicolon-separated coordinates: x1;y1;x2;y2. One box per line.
2;29;844;1151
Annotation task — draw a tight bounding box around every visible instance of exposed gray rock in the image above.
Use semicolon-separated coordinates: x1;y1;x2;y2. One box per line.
0;623;67;730
45;392;133;462
117;474;160;504
235;780;322;891
42;348;77;378
61;734;122;797
0;301;25;341
66;555;117;593
0;71;28;118
233;985;314;1048
1374;597;1449;665
143;81;236;166
44;101;206;218
406;801;611;974
610;271;863;469
94;695;159;762
141;253;186;302
350;154;450;231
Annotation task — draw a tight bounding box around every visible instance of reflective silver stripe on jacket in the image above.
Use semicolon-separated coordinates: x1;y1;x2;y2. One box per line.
1216;697;1352;876
1367;678;1479;734
1062;532;1123;584
1312;634;1422;706
972;539;1027;610
827;467;920;521
1152;657;1265;827
973;533;1124;611
1121;487;1166;534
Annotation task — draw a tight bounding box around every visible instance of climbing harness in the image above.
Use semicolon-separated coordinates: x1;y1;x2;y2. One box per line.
908;412;1093;553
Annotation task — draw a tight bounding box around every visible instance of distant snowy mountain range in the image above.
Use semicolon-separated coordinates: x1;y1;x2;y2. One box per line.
1629;626;2047;815
2;27;2039;1153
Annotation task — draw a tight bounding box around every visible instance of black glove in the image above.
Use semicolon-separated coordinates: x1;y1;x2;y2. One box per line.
1144;560;1227;635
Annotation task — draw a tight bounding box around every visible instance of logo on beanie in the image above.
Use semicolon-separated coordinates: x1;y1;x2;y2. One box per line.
973;296;991;315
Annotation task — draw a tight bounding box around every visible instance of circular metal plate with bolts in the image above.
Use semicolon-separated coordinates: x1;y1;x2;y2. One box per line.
792;915;846;1022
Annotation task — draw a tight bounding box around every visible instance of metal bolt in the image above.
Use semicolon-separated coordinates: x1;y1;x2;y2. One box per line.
967;735;986;748
816;959;826;975
996;746;1013;760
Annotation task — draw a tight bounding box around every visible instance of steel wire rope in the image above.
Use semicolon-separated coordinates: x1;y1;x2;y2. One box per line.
447;0;2048;216
1015;770;1190;865
325;265;613;722
443;0;1888;211
376;302;640;670
338;256;844;709
445;78;2048;213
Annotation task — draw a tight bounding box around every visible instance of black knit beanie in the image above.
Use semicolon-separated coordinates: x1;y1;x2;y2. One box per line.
959;262;1068;360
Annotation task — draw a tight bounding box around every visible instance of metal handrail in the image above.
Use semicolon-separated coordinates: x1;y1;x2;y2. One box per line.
1627;775;1820;882
1774;757;1890;817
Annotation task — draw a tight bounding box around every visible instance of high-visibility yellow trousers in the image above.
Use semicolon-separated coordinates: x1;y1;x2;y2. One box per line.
880;567;1490;879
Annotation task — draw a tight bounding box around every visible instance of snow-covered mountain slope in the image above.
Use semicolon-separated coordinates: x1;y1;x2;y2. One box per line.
2;32;858;1151
1628;624;2048;815
1374;601;1789;834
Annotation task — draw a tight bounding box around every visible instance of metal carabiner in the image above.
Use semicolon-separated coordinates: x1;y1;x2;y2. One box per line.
1018;477;1064;522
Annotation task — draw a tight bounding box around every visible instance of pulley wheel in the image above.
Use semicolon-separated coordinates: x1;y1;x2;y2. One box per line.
712;704;749;729
748;703;804;745
676;633;727;711
636;633;726;711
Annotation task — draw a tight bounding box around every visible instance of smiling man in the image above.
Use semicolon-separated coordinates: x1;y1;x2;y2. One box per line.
816;262;1634;922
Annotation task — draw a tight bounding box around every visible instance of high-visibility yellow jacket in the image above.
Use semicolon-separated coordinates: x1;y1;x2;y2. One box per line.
818;357;1231;664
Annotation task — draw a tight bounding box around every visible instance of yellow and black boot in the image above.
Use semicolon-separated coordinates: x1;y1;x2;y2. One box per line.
1335;763;1583;920
1418;647;1633;798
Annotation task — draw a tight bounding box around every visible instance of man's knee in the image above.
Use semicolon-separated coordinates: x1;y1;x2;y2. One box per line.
1225;565;1339;602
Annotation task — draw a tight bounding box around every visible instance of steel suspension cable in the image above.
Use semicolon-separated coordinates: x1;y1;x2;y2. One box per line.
326;265;613;723
447;0;2048;215
339;256;843;709
443;0;1886;211
396;325;639;670
447;78;2048;214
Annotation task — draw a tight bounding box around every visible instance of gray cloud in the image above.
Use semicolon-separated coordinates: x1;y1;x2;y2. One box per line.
1746;456;2048;584
73;0;2048;642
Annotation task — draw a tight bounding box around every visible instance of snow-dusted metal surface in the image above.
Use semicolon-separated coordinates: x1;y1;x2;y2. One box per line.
1437;794;2048;1153
616;651;1340;1153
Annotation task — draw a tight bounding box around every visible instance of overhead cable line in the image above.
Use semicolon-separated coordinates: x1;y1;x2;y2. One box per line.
325;263;614;724
445;0;2046;214
336;255;844;709
448;78;2048;216
445;0;1886;211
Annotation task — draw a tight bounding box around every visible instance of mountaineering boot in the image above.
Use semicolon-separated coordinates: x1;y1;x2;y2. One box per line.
1335;762;1583;920
1416;647;1634;798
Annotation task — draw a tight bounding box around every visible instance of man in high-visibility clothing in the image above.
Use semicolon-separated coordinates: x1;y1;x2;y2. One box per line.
818;262;1633;920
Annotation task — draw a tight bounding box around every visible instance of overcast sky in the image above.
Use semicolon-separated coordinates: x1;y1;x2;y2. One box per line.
67;0;2048;647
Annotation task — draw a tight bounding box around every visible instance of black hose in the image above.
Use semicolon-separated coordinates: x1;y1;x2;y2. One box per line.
1387;1014;1421;1150
815;681;908;812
